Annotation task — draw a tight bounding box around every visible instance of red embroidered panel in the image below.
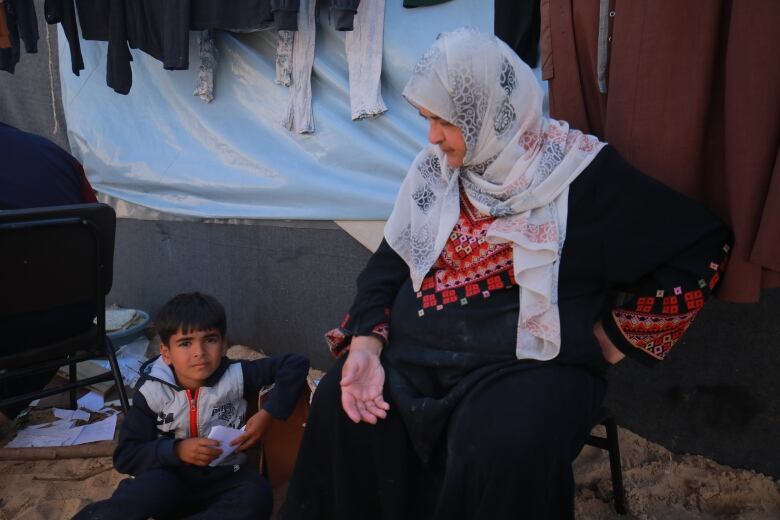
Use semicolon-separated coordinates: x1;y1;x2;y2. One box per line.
612;309;700;360
418;193;516;315
432;190;515;291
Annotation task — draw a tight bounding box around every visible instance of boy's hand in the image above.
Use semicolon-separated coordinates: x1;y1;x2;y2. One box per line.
231;409;273;452
175;437;222;466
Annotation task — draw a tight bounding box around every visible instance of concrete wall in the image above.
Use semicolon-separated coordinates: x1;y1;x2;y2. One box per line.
108;218;370;370
108;218;780;479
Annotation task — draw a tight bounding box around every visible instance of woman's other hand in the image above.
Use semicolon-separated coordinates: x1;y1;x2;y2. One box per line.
594;320;626;364
340;335;390;424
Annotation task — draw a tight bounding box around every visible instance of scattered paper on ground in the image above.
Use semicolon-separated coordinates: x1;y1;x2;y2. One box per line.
53;409;90;422
5;413;117;449
70;415;118;446
76;392;104;413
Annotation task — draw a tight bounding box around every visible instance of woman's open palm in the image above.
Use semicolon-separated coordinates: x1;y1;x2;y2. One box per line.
340;345;390;424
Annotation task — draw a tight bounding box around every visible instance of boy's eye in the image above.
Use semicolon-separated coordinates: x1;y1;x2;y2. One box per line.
179;341;190;347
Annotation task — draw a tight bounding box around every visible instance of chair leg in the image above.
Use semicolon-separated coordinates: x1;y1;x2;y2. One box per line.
105;336;130;414
604;415;627;515
69;362;78;409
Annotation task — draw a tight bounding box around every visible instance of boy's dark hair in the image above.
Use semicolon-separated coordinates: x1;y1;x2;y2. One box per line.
155;292;226;345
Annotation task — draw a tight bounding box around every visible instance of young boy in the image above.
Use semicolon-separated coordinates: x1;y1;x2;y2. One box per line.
75;292;310;520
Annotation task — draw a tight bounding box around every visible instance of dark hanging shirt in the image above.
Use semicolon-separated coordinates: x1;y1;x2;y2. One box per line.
0;0;38;73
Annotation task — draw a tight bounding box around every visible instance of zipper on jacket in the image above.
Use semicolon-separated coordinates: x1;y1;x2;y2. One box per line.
186;388;200;437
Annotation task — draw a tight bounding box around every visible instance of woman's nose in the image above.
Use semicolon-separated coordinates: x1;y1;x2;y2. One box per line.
428;122;443;145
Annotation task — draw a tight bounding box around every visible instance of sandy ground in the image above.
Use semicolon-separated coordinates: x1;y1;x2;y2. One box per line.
2;347;777;519
573;426;779;519
1;423;777;520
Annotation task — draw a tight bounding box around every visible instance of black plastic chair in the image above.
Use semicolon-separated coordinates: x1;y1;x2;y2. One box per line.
0;203;130;415
585;406;627;514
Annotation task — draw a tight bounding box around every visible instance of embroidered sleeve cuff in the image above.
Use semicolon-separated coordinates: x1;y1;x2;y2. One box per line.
600;307;660;367
325;315;390;358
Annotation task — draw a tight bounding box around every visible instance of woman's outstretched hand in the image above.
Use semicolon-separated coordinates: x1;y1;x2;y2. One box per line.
340;335;390;424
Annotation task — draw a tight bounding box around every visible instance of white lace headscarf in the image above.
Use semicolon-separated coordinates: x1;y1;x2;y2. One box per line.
385;28;605;360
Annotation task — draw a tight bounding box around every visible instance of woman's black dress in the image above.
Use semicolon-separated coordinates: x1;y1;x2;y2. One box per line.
279;146;732;519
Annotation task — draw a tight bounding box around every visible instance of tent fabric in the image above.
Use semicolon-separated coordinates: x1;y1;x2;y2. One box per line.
541;0;780;302
58;1;492;221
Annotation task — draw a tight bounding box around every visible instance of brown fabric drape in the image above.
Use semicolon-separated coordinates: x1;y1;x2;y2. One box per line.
541;0;780;302
0;1;11;49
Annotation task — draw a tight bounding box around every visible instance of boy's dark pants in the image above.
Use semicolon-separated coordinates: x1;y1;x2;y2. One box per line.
73;464;272;520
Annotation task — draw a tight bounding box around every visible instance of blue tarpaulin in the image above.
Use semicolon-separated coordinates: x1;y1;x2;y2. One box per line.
59;1;491;220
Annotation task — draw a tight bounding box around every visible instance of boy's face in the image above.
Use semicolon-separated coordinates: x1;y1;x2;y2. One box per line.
160;327;227;390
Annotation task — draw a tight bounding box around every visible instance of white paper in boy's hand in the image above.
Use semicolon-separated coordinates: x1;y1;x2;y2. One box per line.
206;425;245;467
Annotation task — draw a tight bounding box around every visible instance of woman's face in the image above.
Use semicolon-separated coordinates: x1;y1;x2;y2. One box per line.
418;107;467;168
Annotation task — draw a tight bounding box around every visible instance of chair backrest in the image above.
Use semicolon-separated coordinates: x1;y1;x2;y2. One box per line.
0;203;116;318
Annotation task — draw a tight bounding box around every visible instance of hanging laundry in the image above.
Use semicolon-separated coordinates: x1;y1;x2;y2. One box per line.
494;0;539;68
346;0;387;120
0;0;38;74
44;0;285;95
329;0;361;30
271;0;297;30
281;0;386;133
194;29;216;103
44;0;84;75
275;29;293;86
403;0;452;7
191;1;277;33
281;0;315;133
75;0;110;41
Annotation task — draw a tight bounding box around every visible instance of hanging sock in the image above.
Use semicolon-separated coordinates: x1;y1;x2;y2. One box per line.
194;30;217;103
281;0;316;133
346;0;387;120
275;30;294;87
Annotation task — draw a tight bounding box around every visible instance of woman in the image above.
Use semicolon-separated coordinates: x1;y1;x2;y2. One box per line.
280;29;731;519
